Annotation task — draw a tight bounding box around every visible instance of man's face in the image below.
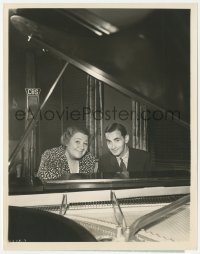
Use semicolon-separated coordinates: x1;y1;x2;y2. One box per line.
105;130;129;157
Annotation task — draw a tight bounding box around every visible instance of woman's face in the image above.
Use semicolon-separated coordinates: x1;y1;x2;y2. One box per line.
66;132;89;160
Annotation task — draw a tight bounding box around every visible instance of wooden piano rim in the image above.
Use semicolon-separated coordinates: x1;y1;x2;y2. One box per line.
44;177;190;184
42;177;190;193
9;177;190;195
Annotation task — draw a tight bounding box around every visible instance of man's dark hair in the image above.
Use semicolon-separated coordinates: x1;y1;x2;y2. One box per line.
104;123;127;137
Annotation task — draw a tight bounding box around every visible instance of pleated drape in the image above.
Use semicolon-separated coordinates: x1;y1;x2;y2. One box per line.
86;75;104;158
131;101;148;151
86;75;148;156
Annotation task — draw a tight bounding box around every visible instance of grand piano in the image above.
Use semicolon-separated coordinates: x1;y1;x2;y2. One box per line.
6;7;195;248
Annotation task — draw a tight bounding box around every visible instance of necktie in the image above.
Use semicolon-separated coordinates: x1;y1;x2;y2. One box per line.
120;158;126;172
119;158;129;178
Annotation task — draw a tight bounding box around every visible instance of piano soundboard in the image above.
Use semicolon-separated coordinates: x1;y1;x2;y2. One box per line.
9;186;190;242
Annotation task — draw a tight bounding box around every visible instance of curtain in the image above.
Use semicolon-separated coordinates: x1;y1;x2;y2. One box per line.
86;74;148;154
86;75;104;158
131;100;148;151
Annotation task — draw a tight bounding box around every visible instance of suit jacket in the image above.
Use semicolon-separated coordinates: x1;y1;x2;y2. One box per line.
98;147;151;178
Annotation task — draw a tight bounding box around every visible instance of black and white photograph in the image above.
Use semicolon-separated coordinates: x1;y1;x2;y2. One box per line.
4;3;197;251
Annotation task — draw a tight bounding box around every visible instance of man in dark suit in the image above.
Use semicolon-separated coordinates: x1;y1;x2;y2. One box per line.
98;123;151;178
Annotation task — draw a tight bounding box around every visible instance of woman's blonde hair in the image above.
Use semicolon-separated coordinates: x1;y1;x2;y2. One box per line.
61;126;90;147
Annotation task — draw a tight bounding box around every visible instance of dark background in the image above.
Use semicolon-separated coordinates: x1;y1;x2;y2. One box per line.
9;8;190;174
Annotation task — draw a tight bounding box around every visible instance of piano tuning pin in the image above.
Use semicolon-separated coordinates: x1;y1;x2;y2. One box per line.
27;34;32;42
42;48;48;53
